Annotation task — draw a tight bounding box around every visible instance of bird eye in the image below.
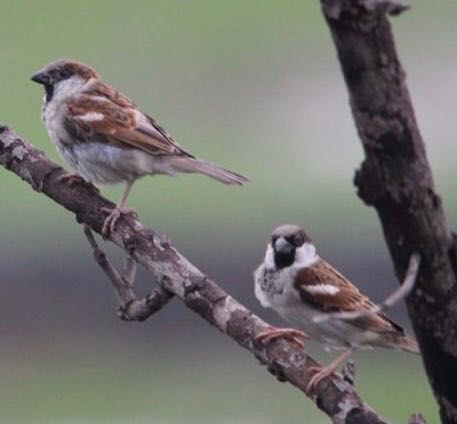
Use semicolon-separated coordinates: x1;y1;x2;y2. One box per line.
293;233;304;246
271;235;278;245
52;68;73;83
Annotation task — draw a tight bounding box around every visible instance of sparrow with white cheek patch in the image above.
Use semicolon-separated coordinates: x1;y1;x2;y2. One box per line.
31;59;249;235
254;224;419;392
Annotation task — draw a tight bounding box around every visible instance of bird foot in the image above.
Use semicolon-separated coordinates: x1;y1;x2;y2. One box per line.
255;327;309;349
100;206;138;236
57;173;99;192
306;365;337;395
305;350;352;394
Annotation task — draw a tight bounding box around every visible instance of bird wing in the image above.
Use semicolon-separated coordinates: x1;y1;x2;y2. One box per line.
294;259;404;334
64;82;191;157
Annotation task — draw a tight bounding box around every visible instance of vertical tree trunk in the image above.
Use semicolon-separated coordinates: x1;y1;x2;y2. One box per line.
320;1;457;422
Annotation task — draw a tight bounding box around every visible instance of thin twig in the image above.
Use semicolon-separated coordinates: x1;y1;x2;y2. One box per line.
409;413;426;424
84;225;173;321
122;256;137;286
342;360;356;386
313;253;421;323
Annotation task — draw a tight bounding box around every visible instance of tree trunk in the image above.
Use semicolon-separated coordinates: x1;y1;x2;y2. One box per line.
320;1;457;422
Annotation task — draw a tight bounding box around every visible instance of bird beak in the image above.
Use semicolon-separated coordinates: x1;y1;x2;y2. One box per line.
31;71;51;85
275;236;293;254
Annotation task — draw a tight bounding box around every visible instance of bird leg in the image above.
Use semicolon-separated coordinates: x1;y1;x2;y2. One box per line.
101;179;137;236
57;172;99;192
306;349;352;394
255;326;310;349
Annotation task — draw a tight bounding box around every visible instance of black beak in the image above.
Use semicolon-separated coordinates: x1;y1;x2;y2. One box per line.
31;71;51;85
274;237;293;255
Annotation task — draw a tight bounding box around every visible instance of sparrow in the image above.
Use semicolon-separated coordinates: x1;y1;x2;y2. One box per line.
31;59;249;235
254;224;419;392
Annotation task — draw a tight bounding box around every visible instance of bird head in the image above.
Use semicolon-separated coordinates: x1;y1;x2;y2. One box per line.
267;224;316;270
31;59;99;102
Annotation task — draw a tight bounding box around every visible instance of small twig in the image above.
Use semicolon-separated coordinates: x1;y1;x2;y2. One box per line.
362;0;410;17
313;253;421;323
409;413;426;424
122;256;137;286
342;360;356;386
83;225;173;321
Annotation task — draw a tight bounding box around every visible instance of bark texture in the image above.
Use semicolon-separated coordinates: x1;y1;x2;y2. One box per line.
320;1;457;422
0;124;388;423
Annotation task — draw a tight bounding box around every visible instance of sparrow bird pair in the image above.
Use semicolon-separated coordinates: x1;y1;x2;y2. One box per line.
31;60;248;236
254;224;419;392
32;60;418;393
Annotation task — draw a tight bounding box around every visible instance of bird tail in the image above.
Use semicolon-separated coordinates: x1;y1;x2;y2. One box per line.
396;335;420;354
377;333;420;354
169;157;249;185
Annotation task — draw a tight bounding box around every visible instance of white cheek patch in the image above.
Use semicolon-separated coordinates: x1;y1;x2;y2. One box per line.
264;244;275;270
53;75;87;102
294;243;319;268
304;284;339;295
78;112;105;122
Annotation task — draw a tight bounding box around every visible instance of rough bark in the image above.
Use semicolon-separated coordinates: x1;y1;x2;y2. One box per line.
0;124;388;423
320;1;457;422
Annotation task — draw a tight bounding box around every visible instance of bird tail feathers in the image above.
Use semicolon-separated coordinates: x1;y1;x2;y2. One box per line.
170;157;249;186
396;335;420;354
377;333;420;354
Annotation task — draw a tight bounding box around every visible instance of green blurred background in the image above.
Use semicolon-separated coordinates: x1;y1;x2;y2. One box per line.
1;0;456;422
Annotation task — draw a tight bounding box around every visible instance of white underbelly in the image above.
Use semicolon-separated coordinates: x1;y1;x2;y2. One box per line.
42;99;177;185
276;301;379;350
58;143;177;185
276;302;348;349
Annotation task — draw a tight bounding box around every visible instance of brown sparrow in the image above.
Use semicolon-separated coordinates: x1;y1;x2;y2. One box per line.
31;59;249;235
254;224;419;392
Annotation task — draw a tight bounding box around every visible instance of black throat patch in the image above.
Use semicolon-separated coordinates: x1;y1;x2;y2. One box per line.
45;84;54;103
274;250;295;269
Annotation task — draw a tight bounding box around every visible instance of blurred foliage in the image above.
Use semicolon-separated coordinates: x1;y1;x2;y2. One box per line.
1;0;455;246
1;0;455;422
1;346;435;424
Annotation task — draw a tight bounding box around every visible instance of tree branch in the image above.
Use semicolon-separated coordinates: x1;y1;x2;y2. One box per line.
84;225;173;321
0;124;388;423
320;1;457;422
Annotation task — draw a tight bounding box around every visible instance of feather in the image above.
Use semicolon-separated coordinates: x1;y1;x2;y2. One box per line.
65;93;186;155
294;259;406;335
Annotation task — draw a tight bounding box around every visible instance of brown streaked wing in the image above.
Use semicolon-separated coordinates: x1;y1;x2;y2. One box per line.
65;95;183;155
85;81;191;156
85;80;134;108
137;113;193;158
294;260;403;334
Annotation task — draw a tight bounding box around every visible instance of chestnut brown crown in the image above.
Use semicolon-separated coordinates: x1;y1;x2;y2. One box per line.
271;224;312;248
31;59;99;87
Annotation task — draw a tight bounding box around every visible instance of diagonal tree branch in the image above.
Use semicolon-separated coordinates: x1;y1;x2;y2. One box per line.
320;1;457;422
0;124;389;423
